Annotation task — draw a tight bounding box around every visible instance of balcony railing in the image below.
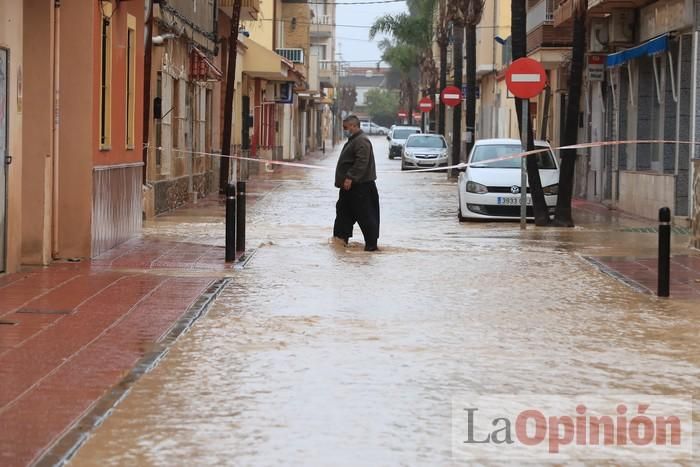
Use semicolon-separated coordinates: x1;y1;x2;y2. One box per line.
276;48;305;64
312;15;332;25
319;60;334;71
527;0;554;33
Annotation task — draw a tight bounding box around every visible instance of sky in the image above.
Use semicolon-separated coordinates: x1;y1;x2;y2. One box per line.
334;0;408;64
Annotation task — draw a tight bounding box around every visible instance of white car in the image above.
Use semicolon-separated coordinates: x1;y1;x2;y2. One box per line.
388;126;421;159
457;138;559;221
401;134;448;170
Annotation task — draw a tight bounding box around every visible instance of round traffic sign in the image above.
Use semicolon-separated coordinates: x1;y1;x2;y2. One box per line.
440;86;462;107
505;58;547;99
418;96;434;112
397;110;407;118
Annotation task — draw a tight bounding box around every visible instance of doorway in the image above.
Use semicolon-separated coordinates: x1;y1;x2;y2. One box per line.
0;48;8;272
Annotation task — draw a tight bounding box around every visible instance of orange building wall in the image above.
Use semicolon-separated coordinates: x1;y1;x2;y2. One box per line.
92;1;144;167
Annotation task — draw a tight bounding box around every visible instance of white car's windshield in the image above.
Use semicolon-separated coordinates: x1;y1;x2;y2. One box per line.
470;144;556;169
392;129;420;140
406;136;446;148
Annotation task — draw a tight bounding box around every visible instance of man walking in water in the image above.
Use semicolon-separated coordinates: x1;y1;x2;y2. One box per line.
333;115;380;251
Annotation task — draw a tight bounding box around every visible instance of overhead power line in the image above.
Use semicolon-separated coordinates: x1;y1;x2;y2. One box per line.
307;0;406;3
255;18;511;30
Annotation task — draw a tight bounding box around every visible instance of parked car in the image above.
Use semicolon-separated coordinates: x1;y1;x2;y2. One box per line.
401;134;448;170
371;122;389;135
359;121;388;135
388;126;421;159
457;138;559;221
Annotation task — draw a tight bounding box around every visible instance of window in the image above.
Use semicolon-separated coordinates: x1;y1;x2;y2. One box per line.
155;72;162;167
99;1;113;149
173;78;180;150
126;15;136;148
160;73;172;175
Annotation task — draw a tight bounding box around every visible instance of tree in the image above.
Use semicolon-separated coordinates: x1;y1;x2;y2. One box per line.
435;0;449;136
365;88;401;127
554;0;588;227
369;0;437;125
461;0;485;157
511;0;549;225
446;0;484;176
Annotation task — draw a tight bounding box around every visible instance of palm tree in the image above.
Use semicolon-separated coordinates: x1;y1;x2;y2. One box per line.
511;0;549;225
370;0;436;125
554;0;588;227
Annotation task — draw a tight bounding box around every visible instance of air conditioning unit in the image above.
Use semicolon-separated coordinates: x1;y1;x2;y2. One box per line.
609;9;635;44
589;18;609;53
273;82;294;104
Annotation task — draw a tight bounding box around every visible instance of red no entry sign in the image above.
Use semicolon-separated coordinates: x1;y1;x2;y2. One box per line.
440;86;462;107
418;96;434;112
397;110;407;118
505;58;547;99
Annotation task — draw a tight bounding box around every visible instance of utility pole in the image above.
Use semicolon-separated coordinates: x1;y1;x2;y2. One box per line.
142;0;155;185
220;0;243;193
449;25;464;178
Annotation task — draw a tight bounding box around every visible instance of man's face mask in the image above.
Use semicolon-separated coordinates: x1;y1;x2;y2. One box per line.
343;127;351;138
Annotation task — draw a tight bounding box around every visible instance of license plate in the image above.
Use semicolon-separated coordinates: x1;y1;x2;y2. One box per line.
497;196;531;206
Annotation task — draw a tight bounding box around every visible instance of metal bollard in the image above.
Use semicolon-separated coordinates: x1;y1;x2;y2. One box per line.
657;207;671;297
236;181;246;253
225;183;237;262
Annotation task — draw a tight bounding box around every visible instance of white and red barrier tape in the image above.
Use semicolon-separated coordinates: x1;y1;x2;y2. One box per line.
155;139;700;174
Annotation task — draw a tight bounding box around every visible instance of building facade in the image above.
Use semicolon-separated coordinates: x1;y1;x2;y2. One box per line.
1;0;145;274
144;0;221;216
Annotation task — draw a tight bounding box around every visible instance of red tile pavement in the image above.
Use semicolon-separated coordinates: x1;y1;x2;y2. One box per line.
0;245;235;466
590;255;700;299
0;155;316;466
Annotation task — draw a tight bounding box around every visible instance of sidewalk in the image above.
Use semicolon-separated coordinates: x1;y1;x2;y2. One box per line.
573;199;700;300
0;149;335;466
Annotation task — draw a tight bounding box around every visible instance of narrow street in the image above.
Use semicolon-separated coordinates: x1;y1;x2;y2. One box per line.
68;136;700;465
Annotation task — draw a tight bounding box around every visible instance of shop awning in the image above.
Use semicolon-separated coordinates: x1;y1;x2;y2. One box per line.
242;38;292;81
606;34;669;67
191;47;223;81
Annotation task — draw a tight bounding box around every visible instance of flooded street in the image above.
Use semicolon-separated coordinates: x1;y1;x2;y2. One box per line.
71;137;700;465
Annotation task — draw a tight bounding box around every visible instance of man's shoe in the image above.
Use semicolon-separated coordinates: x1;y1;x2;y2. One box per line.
364;245;379;252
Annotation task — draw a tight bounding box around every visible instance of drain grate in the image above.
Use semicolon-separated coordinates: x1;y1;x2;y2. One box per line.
16;308;72;315
618;227;692;235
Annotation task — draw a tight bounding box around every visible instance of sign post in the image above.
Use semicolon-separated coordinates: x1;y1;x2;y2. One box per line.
440;86;462;107
418;97;434;133
505;58;547;230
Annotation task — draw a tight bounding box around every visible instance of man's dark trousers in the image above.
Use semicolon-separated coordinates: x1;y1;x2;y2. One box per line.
333;181;380;248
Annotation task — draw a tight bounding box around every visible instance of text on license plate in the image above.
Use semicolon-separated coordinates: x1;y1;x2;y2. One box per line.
497;196;532;206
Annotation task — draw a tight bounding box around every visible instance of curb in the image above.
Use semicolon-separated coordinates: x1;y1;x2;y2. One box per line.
35;277;231;467
581;255;653;295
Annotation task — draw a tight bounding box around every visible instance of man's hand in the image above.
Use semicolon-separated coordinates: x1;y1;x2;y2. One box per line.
343;178;353;191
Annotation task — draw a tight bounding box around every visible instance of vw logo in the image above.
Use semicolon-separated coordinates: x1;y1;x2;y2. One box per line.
510;186;521;194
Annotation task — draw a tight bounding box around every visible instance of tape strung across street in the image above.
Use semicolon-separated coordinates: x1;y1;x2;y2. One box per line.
161;139;700;174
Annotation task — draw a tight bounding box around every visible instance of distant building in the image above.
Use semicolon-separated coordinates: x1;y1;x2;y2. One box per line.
340;69;388;107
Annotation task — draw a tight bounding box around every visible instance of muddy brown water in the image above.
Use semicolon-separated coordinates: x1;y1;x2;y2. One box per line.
70;137;699;466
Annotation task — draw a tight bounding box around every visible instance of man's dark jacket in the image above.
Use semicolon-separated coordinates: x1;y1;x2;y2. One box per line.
334;130;377;188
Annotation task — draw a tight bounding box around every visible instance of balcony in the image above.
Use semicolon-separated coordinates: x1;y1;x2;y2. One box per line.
311;15;333;38
555;0;648;28
220;0;261;21
276;48;305;64
527;0;554;33
316;60;335;88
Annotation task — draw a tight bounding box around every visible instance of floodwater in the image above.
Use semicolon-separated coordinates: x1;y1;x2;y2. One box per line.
71;137;700;465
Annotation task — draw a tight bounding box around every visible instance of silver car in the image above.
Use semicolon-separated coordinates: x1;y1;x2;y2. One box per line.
401;134;449;170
